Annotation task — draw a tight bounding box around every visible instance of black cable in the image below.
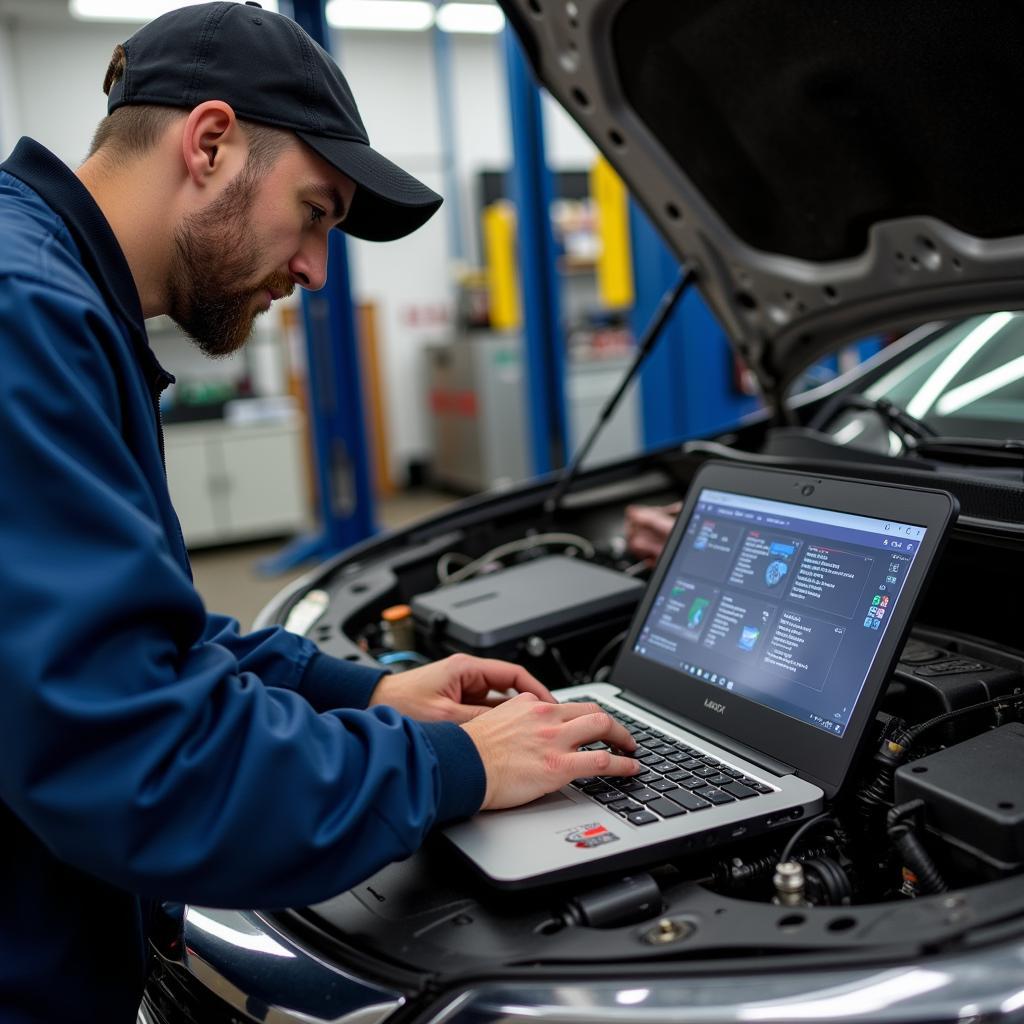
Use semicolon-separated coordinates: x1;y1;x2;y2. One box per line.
802;857;854;906
859;691;1024;815
887;800;948;894
546;267;696;514
905;690;1024;746
586;628;629;682
548;645;577;687
779;813;836;864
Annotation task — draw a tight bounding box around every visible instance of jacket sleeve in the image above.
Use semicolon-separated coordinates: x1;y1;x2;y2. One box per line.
0;275;485;909
201;612;387;711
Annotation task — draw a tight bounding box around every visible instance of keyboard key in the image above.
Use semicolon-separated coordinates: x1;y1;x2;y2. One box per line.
681;777;706;790
609;799;641;813
594;790;622;804
721;782;757;799
629;787;660;803
613;779;643;793
694;786;735;805
693;766;718;779
645;760;670;773
637;771;660;784
664;752;688;764
701;757;720;767
650;742;676;755
571;777;600;789
638;753;664;766
681;759;704;771
722;768;743;779
582;782;615;795
753;783;774;794
665;770;689;782
668;790;711;811
739;776;757;786
707;773;731;786
650;779;678;793
646;797;686;818
628;810;659;825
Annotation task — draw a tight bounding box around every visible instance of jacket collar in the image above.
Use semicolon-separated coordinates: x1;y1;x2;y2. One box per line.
1;137;173;388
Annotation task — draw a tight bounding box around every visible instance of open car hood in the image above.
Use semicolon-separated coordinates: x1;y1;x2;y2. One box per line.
500;0;1024;406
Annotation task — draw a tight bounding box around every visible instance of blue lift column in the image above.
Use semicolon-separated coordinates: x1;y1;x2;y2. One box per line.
630;201;760;448
503;29;568;476
262;0;376;573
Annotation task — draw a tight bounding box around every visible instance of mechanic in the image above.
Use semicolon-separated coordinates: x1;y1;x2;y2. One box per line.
0;5;640;1021
625;500;682;566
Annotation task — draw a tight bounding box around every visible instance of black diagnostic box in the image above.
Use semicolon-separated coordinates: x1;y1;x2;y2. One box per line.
410;555;645;659
894;722;1024;877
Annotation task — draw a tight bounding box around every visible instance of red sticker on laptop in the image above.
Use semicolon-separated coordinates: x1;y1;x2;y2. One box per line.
563;822;620;848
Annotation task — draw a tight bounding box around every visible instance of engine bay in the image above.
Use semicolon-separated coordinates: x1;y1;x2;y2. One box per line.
263;444;1024;981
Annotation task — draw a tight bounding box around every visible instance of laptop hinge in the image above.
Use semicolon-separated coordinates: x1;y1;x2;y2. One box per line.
619;694;797;778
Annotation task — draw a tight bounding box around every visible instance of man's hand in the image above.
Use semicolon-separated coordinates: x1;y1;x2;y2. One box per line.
368;653;555;723
624;501;682;566
461;694;640;810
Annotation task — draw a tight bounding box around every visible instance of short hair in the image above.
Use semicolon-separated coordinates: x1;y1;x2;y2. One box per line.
88;43;291;174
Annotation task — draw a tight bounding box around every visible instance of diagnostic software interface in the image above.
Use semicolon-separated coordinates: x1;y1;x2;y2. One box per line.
633;488;926;738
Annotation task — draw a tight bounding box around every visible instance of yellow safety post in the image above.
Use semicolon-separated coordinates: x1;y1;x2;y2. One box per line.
482;200;521;330
591;155;634;310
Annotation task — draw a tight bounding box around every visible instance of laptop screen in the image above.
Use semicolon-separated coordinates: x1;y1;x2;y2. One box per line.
633;488;927;738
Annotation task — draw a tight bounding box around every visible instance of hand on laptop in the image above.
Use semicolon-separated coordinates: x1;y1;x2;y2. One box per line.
461;695;640;810
368;653;556;723
624;500;682;566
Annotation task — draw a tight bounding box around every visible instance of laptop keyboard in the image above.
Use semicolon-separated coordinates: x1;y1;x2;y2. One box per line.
567;699;775;826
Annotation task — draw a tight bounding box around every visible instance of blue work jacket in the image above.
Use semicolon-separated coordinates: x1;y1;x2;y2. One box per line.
0;138;484;1024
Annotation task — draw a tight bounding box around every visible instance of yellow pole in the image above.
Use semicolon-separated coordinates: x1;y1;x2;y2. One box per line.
483;200;522;330
591;156;634;310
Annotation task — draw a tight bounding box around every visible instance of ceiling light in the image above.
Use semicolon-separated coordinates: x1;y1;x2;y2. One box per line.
436;2;505;33
325;0;434;31
69;0;278;22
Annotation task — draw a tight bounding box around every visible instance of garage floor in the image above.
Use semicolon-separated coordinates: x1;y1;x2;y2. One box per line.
189;489;456;629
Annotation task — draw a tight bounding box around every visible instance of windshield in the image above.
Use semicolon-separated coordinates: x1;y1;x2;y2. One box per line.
865;312;1024;440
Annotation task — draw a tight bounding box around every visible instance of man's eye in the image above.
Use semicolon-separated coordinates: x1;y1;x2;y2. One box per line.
307;204;326;225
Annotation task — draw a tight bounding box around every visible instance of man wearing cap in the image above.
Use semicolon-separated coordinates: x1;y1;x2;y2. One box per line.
0;4;639;1021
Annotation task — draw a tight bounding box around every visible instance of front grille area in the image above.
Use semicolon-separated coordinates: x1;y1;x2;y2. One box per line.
141;960;256;1024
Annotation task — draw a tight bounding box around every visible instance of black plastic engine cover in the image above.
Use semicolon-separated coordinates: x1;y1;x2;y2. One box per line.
895;722;1024;875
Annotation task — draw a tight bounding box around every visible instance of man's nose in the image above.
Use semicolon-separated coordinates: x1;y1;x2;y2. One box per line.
289;237;329;291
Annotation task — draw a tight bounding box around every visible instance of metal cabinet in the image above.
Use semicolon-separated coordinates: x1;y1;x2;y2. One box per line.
164;418;308;548
426;333;640;492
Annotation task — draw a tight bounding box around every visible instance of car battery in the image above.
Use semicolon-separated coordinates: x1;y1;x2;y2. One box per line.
894;722;1024;878
410;555;645;663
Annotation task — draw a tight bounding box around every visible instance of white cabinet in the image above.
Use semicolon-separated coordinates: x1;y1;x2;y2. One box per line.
163;417;308;548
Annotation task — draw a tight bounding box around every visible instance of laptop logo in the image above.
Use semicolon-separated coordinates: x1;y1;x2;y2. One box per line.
564;823;620;849
704;698;727;714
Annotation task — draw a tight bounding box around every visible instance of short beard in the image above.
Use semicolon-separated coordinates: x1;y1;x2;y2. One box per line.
168;167;290;358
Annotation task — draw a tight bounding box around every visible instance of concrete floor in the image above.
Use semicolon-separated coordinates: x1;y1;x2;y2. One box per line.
189;489;456;629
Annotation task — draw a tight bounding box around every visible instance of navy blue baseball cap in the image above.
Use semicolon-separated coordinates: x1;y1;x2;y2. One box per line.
106;1;442;242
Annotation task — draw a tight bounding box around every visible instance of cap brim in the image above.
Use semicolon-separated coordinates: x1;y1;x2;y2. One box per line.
297;131;442;242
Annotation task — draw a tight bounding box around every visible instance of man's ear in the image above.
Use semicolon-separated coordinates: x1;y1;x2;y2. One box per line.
180;101;245;187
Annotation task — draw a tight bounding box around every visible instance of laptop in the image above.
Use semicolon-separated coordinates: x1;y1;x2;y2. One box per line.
443;462;958;888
